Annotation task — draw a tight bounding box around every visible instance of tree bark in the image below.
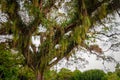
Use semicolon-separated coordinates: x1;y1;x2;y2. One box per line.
36;70;44;80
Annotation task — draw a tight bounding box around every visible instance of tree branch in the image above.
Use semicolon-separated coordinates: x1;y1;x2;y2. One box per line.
87;0;106;15
48;41;78;68
95;32;120;37
42;0;56;15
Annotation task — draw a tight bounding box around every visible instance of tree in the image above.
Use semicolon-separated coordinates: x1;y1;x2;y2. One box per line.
81;69;106;80
0;0;120;80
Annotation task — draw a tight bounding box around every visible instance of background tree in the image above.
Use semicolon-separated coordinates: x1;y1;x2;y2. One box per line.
0;0;120;80
72;70;82;80
56;68;73;80
106;72;120;80
44;70;57;80
81;69;106;80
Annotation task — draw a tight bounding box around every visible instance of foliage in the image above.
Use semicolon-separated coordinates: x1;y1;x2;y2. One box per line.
44;68;107;80
0;44;35;80
116;69;120;78
0;44;20;80
56;68;73;80
52;68;120;80
18;66;35;80
106;73;120;80
44;70;57;80
81;69;107;80
72;70;82;80
115;64;120;78
0;51;120;80
0;0;120;80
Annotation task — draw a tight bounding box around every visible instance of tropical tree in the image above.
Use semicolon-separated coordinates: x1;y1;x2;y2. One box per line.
0;0;120;80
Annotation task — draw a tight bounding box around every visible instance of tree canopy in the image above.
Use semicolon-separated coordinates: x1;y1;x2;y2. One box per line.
0;0;120;80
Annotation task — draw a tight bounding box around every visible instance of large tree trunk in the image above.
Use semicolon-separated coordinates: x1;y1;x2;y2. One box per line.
36;70;44;80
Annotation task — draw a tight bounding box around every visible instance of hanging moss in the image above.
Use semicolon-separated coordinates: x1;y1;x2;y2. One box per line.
72;26;82;44
8;3;15;14
60;39;68;52
83;16;91;32
1;0;7;12
99;3;107;19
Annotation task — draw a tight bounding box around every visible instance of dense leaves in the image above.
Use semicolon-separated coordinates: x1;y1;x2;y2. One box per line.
0;44;20;80
81;69;106;80
43;68;120;80
0;44;35;80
